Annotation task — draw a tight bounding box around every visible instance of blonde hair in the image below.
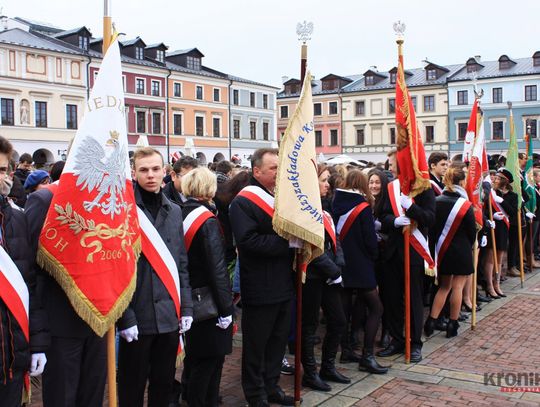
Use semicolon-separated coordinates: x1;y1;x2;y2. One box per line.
443;162;467;192
181;167;217;199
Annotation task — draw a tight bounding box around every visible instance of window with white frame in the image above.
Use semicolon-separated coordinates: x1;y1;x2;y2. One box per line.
156;50;165;63
233;118;241;139
136;78;145;94
196;85;203;100
213;88;220;102
263;94;268;109
136;111;146;133
263;122;269;140
250;120;257;140
328;101;338;115
280;105;288;118
195;115;204;136
174;83;182;97
457;121;468;141
151;81;160;97
491;119;505;141
152;112;161;134
135;47;144;60
173;113;183;135
213;117;221;137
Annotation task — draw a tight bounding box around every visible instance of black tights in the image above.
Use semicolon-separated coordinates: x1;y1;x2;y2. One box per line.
342;288;383;350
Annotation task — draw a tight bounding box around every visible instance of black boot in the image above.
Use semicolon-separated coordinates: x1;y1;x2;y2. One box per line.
446;319;459;338
359;348;388;374
434;316;448;331
320;336;351;384
301;336;331;391
424;316;436;337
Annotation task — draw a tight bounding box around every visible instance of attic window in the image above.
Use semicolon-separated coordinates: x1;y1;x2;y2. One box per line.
499;60;511;69
156;50;164;63
322;79;337;91
365;75;374;86
135;47;144;60
390;72;397;84
186;56;201;70
78;36;88;50
426;69;437;80
466;64;477;73
535;56;540;67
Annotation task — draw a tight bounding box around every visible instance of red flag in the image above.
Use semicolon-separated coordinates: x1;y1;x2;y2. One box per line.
395;46;430;197
465;101;486;227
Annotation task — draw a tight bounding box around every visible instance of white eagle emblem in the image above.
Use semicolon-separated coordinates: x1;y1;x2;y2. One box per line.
73;131;127;218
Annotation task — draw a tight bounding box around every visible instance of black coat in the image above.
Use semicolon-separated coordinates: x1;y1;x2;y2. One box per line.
25;188;96;337
380;183;436;267
306;215;344;281
0;197;49;380
162;181;184;208
117;185;193;334
182;199;233;358
429;191;477;276
229;177;294;306
332;189;378;289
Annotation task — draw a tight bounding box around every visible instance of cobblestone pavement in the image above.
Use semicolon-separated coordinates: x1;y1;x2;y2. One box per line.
29;270;540;406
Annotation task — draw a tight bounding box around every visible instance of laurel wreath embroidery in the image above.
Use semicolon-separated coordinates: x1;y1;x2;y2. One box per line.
55;203;96;234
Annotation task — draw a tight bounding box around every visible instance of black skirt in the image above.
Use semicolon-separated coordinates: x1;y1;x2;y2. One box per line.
486;219;508;251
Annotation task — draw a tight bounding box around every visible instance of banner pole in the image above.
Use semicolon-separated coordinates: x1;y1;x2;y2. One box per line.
471;240;478;330
518;212;525;288
404;227;411;363
294;249;303;407
488;195;499;280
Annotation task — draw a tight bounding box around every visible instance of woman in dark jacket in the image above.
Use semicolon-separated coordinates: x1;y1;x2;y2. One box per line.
333;170;387;374
301;165;349;392
482;168;518;299
180;167;233;407
424;162;477;338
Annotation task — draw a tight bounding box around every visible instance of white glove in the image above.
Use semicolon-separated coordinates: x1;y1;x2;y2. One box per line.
526;212;535;220
374;220;382;231
400;195;413;210
30;353;47;377
480;235;488;248
394;215;411;228
487;220;496;229
326;275;343;285
180;316;193;333
289;237;303;248
119;325;139;342
216;315;232;330
493;212;505;221
493;194;504;203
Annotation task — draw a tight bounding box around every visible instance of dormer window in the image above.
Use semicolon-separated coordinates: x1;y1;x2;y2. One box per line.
390;72;397;84
156;50;164;63
467;65;477;73
365;76;374;86
535;56;540;67
500;60;510;69
78;36;88;50
426;69;437;80
135;47;144;60
186;56;201;70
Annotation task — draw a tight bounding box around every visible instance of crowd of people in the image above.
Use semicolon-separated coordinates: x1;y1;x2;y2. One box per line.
0;137;538;407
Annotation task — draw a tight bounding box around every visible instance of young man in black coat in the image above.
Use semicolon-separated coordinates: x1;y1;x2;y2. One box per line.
378;150;435;363
26;188;107;407
162;156;198;207
0;137;49;406
116;148;193;407
229;148;295;407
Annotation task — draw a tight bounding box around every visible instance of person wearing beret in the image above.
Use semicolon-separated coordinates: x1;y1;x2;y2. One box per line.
23;170;50;193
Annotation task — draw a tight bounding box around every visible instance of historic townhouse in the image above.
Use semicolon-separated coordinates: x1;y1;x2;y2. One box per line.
0;15;277;166
341;62;462;163
277;74;357;157
447;53;540;160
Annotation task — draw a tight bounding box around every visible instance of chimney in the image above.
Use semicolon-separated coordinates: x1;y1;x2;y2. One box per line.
281;76;289;84
474;55;481;62
370;65;378;71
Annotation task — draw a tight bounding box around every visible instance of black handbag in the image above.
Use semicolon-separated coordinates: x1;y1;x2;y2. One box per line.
191;286;219;322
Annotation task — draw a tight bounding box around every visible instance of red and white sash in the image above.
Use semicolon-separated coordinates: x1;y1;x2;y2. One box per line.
336;202;370;241
490;190;510;229
137;207;181;319
388;180;435;269
434;198;472;266
237;185;275;217
183;206;215;251
430;179;443;196
323;211;337;253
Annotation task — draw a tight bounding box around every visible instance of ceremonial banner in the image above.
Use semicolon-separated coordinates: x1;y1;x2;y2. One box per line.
524;132;537;213
37;38;140;337
395;43;430;198
465;104;488;227
507;108;523;209
273;71;324;271
463;99;479;164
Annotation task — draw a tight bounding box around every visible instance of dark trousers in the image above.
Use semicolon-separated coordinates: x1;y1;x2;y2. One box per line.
302;279;346;369
241;299;291;403
0;370;23;407
42;335;106;407
384;256;424;348
185;354;225;407
507;224;519;269
118;332;179;407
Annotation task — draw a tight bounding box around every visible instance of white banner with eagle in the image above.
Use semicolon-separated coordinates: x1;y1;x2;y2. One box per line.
37;38;141;336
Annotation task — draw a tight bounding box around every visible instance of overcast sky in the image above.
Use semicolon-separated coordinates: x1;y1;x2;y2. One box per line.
3;0;540;87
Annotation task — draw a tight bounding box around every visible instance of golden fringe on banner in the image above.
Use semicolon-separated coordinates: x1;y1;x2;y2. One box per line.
36;237;141;337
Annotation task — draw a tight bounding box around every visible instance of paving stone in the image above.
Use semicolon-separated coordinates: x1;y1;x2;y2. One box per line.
317;395;359;407
339;374;394;399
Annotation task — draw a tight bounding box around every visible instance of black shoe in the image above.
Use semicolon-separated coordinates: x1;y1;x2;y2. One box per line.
446;319;459;338
302;373;331;392
359;348;389;374
476;293;492;303
379;331;391;348
424;316;436;337
248;400;270;407
376;342;404;357
434;316;448;331
462;303;482;313
410;347;422;363
280;358;294;375
458;312;468;322
267;389;298;406
319;367;351;384
339;349;362;363
494;290;507;298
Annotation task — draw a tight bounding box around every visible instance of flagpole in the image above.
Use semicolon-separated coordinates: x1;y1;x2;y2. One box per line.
471;105;482;330
294;250;303;407
488;196;499;281
103;2;117;406
518;209;525;287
